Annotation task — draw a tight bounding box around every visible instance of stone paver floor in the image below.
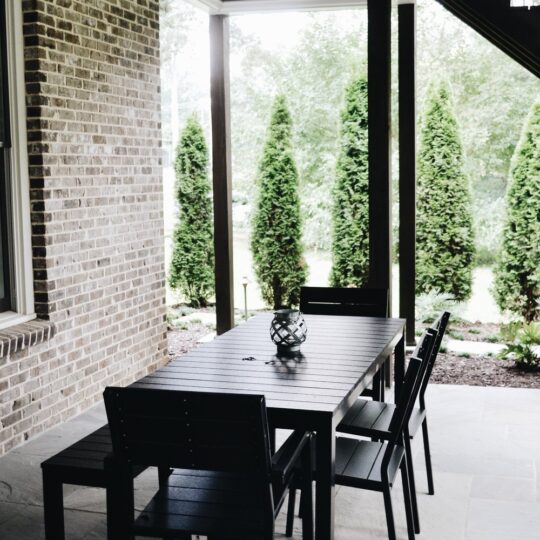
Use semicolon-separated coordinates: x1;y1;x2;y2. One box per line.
0;384;539;539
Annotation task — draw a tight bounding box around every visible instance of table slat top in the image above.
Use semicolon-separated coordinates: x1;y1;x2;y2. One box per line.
134;314;405;416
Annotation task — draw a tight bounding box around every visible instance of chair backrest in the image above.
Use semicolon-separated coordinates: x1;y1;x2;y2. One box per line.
104;387;273;479
386;328;436;451
299;286;389;317
419;311;451;404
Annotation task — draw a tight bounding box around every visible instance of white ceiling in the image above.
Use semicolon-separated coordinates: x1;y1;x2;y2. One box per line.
188;0;415;15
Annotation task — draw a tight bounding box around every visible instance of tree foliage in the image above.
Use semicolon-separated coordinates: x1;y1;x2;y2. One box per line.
251;96;307;309
330;77;369;287
169;117;214;307
416;85;475;301
494;100;540;321
230;13;367;250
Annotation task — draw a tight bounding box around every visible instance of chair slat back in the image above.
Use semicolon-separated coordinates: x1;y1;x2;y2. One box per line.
104;388;273;479
419;311;451;403
387;328;436;448
300;287;389;317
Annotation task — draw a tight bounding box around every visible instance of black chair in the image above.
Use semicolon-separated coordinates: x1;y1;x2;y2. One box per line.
286;329;437;537
104;388;314;540
286;330;436;540
336;312;450;532
300;286;388;317
300;286;390;399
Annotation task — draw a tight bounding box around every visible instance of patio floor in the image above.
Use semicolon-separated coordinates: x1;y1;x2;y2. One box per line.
0;384;538;539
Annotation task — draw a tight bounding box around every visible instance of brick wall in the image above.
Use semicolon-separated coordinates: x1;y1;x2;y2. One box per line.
0;0;167;455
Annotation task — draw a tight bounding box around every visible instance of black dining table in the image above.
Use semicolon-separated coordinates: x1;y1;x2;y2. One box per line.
133;313;406;540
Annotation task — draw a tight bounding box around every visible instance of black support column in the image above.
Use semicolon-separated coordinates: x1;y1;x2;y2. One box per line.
399;3;417;345
367;0;392;307
210;15;234;335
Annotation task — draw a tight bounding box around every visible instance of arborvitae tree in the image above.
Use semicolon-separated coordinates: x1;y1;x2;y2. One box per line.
416;84;475;301
494;99;540;322
251;96;307;309
330;77;369;287
169;117;214;307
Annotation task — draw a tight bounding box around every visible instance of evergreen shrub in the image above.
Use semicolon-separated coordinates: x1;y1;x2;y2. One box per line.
169;117;214;307
494;99;540;321
330;77;370;287
251;96;307;309
416;84;475;301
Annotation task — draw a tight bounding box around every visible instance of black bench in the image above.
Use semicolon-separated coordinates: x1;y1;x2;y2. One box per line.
41;424;145;540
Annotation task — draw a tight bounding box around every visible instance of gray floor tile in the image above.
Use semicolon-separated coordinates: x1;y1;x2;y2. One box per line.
466;498;540;540
0;384;539;539
470;475;536;502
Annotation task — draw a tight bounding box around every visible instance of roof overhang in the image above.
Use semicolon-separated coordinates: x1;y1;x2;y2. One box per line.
188;0;415;15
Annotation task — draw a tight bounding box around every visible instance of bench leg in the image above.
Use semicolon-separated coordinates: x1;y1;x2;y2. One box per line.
42;470;65;540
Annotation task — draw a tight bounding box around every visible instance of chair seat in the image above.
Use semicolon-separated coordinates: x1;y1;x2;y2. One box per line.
135;468;276;538
335;438;405;490
133;431;308;539
337;399;426;439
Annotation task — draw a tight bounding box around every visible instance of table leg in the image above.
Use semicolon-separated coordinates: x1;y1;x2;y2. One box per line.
394;332;406;403
372;368;383;401
384;354;393;389
315;418;335;540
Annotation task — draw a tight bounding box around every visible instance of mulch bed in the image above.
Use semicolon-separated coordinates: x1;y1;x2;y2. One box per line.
168;324;211;358
447;321;501;343
430;352;540;389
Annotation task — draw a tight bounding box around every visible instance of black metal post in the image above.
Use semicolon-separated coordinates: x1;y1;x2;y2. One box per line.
367;0;392;309
399;3;417;345
210;15;235;335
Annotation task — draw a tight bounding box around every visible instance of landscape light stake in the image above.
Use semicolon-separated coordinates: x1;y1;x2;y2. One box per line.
242;276;248;320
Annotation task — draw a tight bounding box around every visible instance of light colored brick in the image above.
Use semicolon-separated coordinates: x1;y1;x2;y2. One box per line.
0;0;166;456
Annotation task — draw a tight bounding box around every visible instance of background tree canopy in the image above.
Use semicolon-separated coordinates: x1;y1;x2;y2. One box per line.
160;0;540;315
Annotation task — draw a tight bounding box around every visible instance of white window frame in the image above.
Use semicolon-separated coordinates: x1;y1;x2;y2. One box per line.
0;0;35;331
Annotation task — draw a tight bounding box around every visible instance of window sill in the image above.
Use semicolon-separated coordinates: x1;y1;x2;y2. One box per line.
0;312;36;331
0;317;55;358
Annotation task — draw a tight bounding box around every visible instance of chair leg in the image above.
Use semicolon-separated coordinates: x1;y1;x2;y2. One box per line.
158;466;173;488
382;484;396;540
301;484;313;540
300;435;313;540
286;488;296;537
422;418;435;495
270;427;277;454
400;461;416;540
404;432;420;534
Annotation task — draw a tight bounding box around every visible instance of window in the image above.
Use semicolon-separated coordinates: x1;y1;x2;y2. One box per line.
1;0;12;313
0;0;35;329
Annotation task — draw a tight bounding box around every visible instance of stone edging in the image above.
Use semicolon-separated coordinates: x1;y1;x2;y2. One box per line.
0;320;56;358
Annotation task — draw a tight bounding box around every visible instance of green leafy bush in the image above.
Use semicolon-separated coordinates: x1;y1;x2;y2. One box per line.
494;99;540;322
416;84;475;301
330;77;369;287
251;96;307;309
499;322;540;370
169;117;214;307
415;291;456;324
